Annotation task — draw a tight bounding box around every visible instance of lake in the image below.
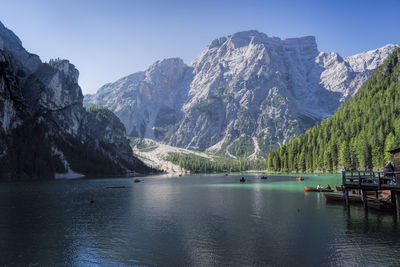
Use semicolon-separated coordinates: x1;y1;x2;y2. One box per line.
1;173;400;266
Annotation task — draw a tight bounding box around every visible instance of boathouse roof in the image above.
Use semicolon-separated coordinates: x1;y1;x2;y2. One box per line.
388;147;400;154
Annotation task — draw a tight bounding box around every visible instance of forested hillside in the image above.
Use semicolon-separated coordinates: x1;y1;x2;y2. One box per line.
85;29;397;159
166;153;265;173
266;48;400;172
0;21;153;180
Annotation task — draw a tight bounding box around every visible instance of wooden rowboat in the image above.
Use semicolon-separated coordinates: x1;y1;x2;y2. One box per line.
296;176;304;181
324;193;363;203
324;193;389;205
368;200;394;212
304;186;334;192
335;186;377;195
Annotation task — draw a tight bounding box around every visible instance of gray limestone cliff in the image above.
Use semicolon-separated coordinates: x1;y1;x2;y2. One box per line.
85;30;398;158
0;21;152;180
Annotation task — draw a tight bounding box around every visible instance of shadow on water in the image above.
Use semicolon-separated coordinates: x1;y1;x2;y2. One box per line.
1;174;400;265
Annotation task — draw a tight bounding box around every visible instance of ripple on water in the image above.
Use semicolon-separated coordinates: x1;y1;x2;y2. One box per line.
1;174;400;265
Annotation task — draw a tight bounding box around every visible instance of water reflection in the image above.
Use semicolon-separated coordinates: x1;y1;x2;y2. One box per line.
1;175;400;265
327;204;400;265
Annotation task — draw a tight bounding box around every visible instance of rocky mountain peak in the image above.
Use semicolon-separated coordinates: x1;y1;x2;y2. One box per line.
0;21;41;74
202;31;318;60
316;44;399;101
145;57;187;85
227;30;268;48
149;57;185;69
0;21;151;179
50;59;80;84
345;44;399;72
284;35;317;47
85;30;399;158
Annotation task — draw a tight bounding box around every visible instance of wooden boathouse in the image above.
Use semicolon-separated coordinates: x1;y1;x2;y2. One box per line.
342;147;400;213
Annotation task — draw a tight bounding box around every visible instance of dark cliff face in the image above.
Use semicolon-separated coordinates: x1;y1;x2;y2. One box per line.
86;107;147;171
0;23;152;180
0;50;24;158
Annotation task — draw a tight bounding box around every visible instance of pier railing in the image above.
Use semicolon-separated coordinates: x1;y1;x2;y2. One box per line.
342;171;400;190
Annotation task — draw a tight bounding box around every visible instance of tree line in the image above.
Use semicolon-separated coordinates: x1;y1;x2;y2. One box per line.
266;48;400;173
166;152;265;173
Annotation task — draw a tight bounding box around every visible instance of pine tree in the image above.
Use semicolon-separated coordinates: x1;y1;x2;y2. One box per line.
338;141;351;170
266;48;400;172
384;132;396;162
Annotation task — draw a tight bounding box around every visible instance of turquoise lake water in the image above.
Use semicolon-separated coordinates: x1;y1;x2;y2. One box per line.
1;173;400;266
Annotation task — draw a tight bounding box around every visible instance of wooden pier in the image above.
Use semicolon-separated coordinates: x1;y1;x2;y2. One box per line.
342;170;400;213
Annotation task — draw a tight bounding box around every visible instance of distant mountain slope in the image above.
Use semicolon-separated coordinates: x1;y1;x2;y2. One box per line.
85;30;398;158
0;21;152;180
266;47;400;172
85;58;192;140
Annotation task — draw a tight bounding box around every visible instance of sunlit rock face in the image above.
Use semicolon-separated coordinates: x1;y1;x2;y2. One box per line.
86;58;192;140
85;30;398;157
0;21;151;179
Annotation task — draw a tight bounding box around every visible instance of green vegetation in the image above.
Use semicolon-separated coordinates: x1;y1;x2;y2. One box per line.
188;87;233;113
0;121;65;180
262;94;287;108
166;152;265;173
228;135;255;158
266;48;400;172
130;138;158;152
236;107;256;134
0;107;148;180
189;97;220;111
257;134;279;156
48;57;67;67
54;134;127;177
87;106;125;129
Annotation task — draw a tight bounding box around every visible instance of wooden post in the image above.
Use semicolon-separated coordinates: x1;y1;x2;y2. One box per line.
361;190;367;209
378;172;381;190
396;192;400;216
391;190;396;205
392;190;397;216
342;171;345;186
343;187;350;207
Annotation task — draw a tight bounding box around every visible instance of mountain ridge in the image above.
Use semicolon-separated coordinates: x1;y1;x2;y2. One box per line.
0;21;152;180
85;30;399;159
266;47;400;172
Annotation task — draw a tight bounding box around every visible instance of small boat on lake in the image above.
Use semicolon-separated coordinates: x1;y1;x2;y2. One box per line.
324;193;387;205
304;186;334;192
296;176;304;181
134;179;142;183
314;174;321;176
368;199;394;212
260;176;268;179
324;193;363;203
336;187;379;195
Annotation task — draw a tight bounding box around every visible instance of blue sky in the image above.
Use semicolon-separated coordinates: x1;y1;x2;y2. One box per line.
0;0;399;94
